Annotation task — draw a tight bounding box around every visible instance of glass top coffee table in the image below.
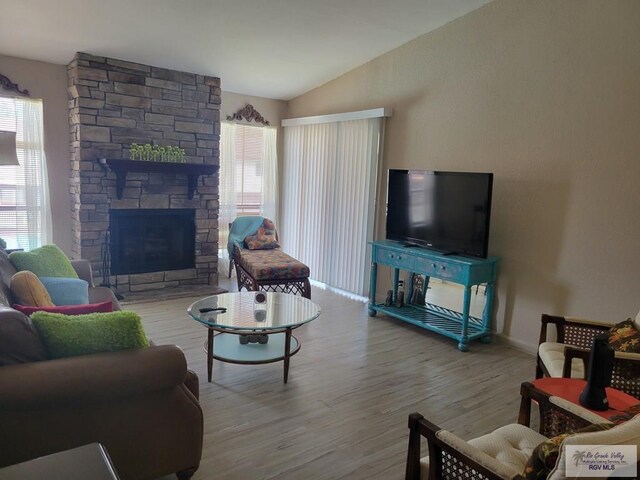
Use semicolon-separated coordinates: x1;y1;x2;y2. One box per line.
187;292;321;383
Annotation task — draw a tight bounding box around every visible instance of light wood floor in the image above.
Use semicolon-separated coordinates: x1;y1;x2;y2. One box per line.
128;280;536;480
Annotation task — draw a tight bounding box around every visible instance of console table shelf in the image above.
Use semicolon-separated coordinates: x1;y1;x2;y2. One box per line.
372;302;486;341
368;240;499;351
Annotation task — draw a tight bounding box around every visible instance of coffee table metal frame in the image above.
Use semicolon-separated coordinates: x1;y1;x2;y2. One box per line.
187;292;321;383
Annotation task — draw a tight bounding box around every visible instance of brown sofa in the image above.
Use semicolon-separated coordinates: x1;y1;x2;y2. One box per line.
0;249;203;479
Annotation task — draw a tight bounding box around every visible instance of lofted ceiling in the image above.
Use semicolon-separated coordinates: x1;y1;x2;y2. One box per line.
0;0;491;100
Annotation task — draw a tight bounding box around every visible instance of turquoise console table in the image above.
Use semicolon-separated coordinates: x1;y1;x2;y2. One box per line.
368;240;499;351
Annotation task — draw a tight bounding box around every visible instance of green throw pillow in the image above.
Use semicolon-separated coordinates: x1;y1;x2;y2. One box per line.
31;311;149;359
9;245;78;278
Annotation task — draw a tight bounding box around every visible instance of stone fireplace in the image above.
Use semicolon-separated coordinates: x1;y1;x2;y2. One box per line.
68;52;221;293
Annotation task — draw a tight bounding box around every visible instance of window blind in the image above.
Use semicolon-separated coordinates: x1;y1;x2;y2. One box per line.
234;124;265;216
0;96;51;250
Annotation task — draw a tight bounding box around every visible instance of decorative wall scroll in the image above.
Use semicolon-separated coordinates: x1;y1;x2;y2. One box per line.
0;74;30;96
226;104;270;125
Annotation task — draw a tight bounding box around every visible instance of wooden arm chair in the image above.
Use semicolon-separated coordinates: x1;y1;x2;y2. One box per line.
405;382;640;480
536;314;640;398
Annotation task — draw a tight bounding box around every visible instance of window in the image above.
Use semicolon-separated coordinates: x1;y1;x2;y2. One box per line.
234;125;267;216
218;122;278;275
0;96;51;250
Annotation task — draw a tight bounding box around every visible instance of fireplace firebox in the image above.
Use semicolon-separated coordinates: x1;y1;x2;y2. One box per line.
110;209;196;275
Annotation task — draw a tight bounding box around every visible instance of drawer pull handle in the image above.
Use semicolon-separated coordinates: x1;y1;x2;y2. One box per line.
431;263;436;268
441;265;446;270
397;256;402;260
389;254;394;258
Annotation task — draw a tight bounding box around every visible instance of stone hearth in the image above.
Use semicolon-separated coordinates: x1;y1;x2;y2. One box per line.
68;52;221;293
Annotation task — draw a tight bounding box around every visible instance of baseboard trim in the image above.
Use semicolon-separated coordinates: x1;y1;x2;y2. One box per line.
494;333;537;356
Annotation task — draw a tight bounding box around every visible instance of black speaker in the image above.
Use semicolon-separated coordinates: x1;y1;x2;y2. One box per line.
579;333;615;411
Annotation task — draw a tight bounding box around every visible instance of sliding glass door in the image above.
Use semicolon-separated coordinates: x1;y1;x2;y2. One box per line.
282;115;384;296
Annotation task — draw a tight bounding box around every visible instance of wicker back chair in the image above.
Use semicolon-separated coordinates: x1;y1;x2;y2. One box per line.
405;382;620;480
536;314;640;398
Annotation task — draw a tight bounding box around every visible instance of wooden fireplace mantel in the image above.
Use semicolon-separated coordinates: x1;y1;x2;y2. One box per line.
98;158;218;199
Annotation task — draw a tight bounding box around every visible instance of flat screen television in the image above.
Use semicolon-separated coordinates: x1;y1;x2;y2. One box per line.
386;169;493;258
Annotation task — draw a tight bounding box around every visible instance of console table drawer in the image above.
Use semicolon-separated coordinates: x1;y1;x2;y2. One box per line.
374;248;415;270
415;258;464;281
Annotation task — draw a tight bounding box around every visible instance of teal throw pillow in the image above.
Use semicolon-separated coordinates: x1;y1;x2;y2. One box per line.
31;311;150;359
39;277;89;305
9;245;78;278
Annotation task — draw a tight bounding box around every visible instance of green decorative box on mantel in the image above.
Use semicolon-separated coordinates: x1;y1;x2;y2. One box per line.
97;158;218;200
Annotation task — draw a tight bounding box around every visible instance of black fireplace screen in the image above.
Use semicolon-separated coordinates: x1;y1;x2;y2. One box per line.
109;209;196;275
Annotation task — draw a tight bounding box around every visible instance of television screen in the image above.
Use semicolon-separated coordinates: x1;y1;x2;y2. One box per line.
386;169;493;258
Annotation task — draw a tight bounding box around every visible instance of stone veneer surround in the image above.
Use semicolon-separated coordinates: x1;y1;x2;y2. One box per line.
68;52;221;292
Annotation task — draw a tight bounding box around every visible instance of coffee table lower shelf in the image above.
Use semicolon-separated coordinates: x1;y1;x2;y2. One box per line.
204;329;301;383
204;332;300;363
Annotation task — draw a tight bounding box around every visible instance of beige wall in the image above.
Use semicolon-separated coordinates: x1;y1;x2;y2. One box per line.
0;55;72;255
287;0;640;351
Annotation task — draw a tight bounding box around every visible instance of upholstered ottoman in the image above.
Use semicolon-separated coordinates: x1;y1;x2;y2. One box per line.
233;247;311;299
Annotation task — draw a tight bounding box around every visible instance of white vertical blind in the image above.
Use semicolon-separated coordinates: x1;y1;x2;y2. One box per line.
282;117;382;296
0;96;52;250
